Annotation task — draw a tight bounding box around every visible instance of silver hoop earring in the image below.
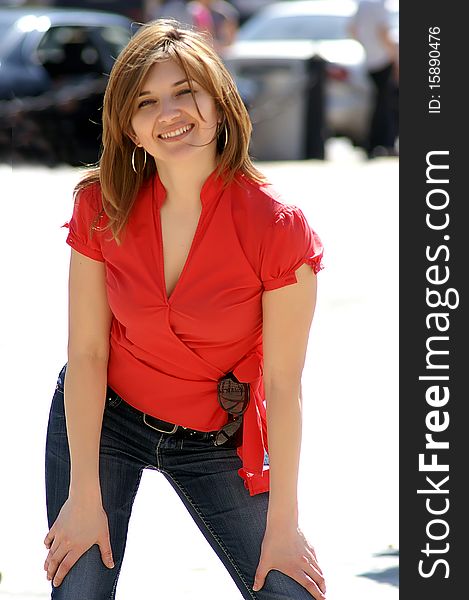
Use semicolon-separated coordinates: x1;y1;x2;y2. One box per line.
218;122;228;151
131;146;147;174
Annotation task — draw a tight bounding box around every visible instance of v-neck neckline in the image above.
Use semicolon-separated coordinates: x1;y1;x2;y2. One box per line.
158;205;204;303
152;167;224;304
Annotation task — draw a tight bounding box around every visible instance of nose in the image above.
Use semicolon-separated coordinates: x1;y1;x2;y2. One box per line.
157;97;181;123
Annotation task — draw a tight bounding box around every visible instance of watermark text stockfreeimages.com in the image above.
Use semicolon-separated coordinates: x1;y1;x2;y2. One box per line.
416;150;459;579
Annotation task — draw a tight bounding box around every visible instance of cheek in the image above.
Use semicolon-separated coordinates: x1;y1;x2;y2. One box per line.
130;115;141;136
200;104;219;129
129;119;137;140
131;113;154;139
193;94;218;122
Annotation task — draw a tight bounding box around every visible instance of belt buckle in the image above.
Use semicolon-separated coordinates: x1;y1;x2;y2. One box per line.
143;414;179;435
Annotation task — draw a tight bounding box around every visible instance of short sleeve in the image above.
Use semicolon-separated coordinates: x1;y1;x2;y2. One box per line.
64;183;104;262
260;205;324;292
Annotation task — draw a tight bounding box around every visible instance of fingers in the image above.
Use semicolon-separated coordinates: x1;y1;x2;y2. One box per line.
292;569;327;600
253;551;326;598
44;541;75;586
44;528;54;550
43;498;115;587
298;529;320;563
304;547;325;578
253;558;326;598
301;539;326;589
49;549;82;587
252;569;266;592
253;565;326;599
43;535;61;572
301;554;326;595
43;542;114;587
98;537;115;569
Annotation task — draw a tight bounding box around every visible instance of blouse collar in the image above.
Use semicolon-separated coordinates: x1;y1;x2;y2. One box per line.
153;166;226;209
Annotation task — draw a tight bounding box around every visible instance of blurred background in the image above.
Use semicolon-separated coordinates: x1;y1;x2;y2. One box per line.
0;0;399;166
0;1;399;599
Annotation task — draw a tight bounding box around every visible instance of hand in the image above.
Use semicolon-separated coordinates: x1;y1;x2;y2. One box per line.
252;524;326;599
44;496;114;587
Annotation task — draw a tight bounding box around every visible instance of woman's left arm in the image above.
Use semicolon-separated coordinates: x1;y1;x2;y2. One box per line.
253;263;326;599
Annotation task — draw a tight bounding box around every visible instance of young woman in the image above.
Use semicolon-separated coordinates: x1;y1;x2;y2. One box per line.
43;19;326;600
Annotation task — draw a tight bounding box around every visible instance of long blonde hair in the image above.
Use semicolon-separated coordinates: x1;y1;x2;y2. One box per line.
75;19;266;243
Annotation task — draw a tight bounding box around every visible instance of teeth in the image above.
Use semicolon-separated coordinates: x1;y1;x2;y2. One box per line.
160;125;192;139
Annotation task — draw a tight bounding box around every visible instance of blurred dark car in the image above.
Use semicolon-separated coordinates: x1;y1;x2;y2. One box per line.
0;7;133;166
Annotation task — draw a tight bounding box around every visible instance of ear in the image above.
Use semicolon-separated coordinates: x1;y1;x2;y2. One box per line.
216;104;224;124
126;126;140;147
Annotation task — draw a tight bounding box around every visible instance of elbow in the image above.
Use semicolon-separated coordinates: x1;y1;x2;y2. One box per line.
67;328;111;365
263;368;303;398
67;344;110;365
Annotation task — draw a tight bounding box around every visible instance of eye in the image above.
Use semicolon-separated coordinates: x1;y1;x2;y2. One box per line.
137;98;156;109
176;88;194;96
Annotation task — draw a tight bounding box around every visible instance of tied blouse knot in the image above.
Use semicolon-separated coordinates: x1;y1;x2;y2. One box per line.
64;169;324;496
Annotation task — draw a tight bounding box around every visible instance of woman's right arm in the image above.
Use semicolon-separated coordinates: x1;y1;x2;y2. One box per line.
44;248;114;587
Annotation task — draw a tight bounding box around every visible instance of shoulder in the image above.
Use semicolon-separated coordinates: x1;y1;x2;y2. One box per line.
227;174;324;283
70;178;111;238
74;179;103;214
231;174;305;234
67;179;106;260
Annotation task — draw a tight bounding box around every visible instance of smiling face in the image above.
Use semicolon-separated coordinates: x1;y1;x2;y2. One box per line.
129;59;220;170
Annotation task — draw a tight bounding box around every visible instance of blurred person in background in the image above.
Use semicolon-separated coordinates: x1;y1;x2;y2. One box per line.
188;0;214;35
43;19;326;600
189;0;239;53
349;0;399;158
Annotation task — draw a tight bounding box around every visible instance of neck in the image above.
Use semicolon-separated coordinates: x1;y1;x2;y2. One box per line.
155;156;218;209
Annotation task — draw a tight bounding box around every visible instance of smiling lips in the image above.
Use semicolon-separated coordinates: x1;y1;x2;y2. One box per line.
159;123;194;140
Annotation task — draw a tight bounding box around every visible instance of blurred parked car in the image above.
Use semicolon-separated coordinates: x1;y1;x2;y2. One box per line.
0;7;133;166
229;0;276;25
49;0;145;22
224;0;398;148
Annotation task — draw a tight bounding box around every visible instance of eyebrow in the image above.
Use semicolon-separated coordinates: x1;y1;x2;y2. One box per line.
138;79;189;98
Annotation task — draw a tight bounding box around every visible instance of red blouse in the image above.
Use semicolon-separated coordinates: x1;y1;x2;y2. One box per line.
65;168;323;495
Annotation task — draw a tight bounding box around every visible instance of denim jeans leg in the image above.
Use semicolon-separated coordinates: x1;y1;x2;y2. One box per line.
44;367;146;599
159;439;316;600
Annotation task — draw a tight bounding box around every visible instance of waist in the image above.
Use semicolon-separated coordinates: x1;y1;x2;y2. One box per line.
106;347;263;431
106;387;217;436
106;387;241;446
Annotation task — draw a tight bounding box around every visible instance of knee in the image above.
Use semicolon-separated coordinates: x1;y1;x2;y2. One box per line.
51;545;118;600
262;568;316;599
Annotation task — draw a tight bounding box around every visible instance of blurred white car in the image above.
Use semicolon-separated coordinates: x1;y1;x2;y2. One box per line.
224;0;398;148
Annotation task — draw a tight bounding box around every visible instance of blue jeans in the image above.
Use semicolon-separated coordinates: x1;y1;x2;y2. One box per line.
45;364;315;599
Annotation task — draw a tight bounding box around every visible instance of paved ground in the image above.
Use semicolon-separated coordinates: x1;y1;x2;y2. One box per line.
0;139;398;599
